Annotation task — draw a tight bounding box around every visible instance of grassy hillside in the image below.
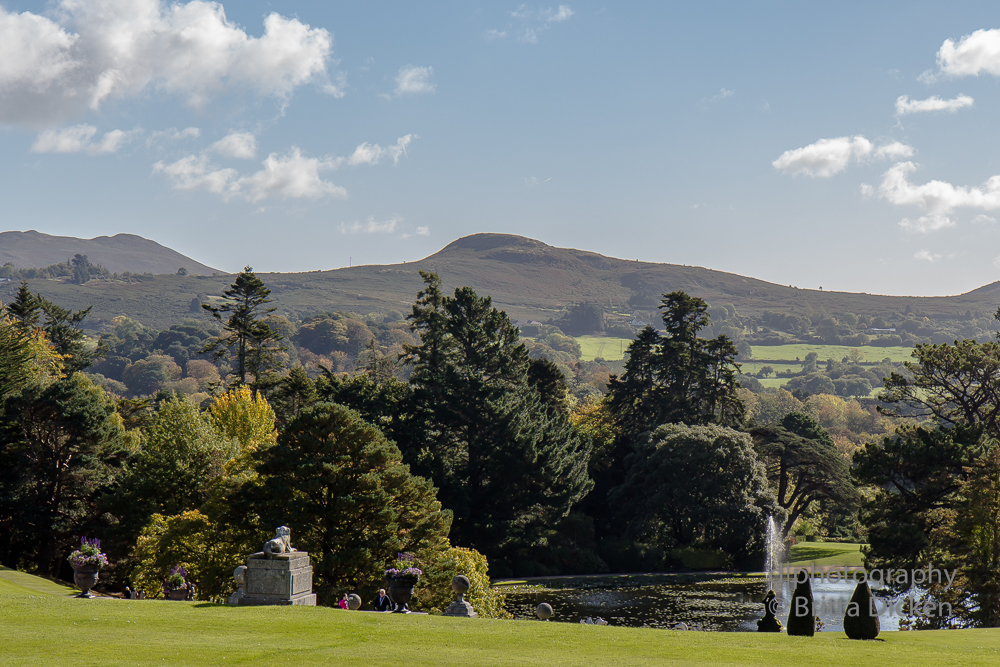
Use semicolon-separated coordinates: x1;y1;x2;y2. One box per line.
0;230;219;275
4;232;1000;332
4;567;999;666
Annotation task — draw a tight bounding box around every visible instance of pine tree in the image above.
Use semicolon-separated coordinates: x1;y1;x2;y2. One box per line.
5;282;42;331
202;267;284;391
402;273;593;571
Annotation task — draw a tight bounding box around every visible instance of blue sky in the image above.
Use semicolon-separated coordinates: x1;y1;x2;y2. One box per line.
3;1;1000;296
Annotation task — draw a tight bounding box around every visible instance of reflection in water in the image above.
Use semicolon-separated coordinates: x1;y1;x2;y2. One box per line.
501;574;900;632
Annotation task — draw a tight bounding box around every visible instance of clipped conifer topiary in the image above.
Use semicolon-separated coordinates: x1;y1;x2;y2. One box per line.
786;572;815;636
843;581;880;639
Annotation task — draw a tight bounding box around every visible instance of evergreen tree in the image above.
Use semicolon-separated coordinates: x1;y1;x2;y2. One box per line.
0;374;125;575
230;402;452;603
402;272;593;572
202;267;284;391
749;412;859;535
606;291;744;438
38;297;95;372
268;366;318;427
5;282;42;331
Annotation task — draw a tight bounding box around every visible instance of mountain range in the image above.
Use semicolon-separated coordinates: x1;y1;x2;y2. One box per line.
0;230;219;276
1;231;999;331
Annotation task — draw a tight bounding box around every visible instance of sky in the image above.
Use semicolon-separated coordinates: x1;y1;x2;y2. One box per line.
5;2;1000;296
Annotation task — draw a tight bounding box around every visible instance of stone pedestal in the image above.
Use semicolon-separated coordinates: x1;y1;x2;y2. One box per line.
444;598;477;617
238;552;316;606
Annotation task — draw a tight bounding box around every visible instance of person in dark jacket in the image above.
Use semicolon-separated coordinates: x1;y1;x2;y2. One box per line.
374;588;392;611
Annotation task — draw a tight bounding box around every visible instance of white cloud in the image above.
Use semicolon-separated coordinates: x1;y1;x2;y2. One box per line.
993;255;1000;269
874;142;915;159
973;214;997;224
155;148;346;203
30;123;136;153
509;4;574;43
150;127;200;142
394;65;434;96
401;225;430;239
914;250;942;262
895;94;974;115
879;161;1000;233
346;135;414;166
152;154;238;194
340;215;402;234
772;136;873;178
934;29;1000;78
0;0;335;128
154;134;415;202
860;183;875;198
210;132;257;159
712;88;735;101
239;149;346;203
774;136;916;178
485;29;507;40
546;5;575;22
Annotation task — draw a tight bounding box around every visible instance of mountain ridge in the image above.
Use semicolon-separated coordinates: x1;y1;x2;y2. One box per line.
2;231;999;331
0;230;219;275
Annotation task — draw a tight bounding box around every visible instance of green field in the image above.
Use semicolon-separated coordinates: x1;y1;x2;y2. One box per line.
788;543;865;568
5;567;1000;666
577;335;632;361
749;344;915;364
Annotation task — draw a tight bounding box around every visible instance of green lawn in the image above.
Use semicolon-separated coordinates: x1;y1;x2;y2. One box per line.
788;543;865;568
6;567;1000;665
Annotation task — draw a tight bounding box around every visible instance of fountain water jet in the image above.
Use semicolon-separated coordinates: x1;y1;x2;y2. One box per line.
764;515;783;593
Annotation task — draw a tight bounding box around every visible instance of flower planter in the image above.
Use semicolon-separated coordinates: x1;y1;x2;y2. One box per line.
166;589;188;601
387;576;419;613
72;565;100;599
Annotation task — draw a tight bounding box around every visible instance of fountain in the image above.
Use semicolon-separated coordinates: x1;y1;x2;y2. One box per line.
764;515;783;594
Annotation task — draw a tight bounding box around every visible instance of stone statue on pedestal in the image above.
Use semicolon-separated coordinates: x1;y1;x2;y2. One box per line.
237;526;316;606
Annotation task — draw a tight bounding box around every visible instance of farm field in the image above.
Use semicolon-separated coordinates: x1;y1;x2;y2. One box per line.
576;335;631;361
749;344;915;364
4;567;1000;666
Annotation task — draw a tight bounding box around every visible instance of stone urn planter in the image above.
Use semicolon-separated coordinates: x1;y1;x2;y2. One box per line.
387;576;419;613
72;564;100;599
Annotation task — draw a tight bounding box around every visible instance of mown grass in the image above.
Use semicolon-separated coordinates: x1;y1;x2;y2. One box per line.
6;567;1000;666
788;543;865;568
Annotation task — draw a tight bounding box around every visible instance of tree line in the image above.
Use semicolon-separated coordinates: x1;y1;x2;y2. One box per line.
2;266;1000;627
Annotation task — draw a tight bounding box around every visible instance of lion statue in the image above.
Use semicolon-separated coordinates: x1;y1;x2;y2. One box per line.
263;526;296;558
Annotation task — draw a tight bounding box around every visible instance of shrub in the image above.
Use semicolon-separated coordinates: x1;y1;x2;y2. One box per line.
412;544;510;618
786;574;815;636
843;581;880;639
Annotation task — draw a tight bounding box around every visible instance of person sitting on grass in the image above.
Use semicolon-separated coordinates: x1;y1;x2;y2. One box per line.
374;588;392;612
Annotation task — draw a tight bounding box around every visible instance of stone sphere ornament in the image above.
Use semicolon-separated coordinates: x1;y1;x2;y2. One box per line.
536;603;554;620
347;594;362;610
452;575;471;595
233;565;246;585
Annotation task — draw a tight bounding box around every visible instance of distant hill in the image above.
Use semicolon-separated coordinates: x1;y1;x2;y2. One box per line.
2;231;999;331
0;230;219;275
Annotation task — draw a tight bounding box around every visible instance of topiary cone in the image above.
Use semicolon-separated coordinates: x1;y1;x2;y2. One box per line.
843;581;880;640
786;573;815;636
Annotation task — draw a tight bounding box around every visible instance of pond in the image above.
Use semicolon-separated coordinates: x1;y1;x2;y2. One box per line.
500;573;901;632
